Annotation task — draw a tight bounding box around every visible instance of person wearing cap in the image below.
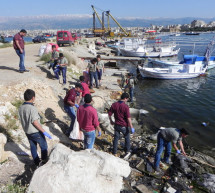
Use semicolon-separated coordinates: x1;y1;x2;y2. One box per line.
13;29;29;73
79;76;91;104
154;128;189;172
87;58;99;89
108;93;135;159
77;94;101;149
96;55;105;86
64;83;83;134
54;53;68;84
18;89;52;166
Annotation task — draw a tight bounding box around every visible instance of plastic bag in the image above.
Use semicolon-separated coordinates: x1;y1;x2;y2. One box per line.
69;117;84;141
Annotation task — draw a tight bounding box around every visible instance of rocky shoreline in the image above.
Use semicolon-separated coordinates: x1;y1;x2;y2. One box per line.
0;38;215;192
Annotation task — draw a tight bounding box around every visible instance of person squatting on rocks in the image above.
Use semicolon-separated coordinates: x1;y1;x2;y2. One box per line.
126;73;135;103
79;76;91;105
64;83;83;134
87;58;99;89
13;29;29;73
96;55;105;86
54;53;68;84
77;94;101;149
48;45;59;72
154;127;189;172
108;93;135;159
18;89;52;166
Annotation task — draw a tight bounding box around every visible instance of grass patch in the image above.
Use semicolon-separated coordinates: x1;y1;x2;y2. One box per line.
40;53;52;63
11;100;23;109
0;182;28;193
0;43;12;49
67;68;82;79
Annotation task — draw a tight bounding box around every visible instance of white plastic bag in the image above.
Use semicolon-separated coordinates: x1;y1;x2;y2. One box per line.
69;117;84;140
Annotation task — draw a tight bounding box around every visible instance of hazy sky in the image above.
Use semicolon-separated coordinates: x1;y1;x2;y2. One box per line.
1;0;215;18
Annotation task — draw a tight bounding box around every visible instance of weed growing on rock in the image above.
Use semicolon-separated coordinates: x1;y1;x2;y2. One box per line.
0;125;14;141
12;100;23;110
0;182;28;193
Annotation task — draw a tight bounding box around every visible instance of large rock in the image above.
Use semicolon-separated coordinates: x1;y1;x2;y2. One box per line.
28;144;131;193
0;133;7;162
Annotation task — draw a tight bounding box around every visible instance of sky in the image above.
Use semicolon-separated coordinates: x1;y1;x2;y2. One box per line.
1;0;215;18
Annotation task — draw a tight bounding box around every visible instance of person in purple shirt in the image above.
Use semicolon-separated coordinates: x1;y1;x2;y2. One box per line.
108;93;135;159
13;29;29;73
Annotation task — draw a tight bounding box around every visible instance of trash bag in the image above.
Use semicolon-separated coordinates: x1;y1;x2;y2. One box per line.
69;117;84;141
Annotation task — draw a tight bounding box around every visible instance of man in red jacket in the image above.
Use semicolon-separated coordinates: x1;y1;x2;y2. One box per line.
77;94;101;149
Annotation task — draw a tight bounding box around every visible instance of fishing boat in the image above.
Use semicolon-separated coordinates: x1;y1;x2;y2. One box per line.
169;33;181;36
150;55;215;70
185;32;200;35
138;62;207;79
119;39;180;58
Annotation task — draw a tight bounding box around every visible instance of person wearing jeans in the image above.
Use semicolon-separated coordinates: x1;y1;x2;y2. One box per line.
108;93;135;158
87;58;99;89
154;128;189;172
54;53;68;84
13;29;29;73
96;55;105;86
18;89;52;166
113;125;130;155
64;83;83;134
77;94;101;149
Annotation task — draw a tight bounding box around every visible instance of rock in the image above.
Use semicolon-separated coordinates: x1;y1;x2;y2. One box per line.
199;173;215;193
28;144;131;193
135;184;153;193
0;133;7;162
98;113;114;135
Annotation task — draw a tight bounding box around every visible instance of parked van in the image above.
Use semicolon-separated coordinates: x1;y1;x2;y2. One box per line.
71;33;82;41
57;31;75;46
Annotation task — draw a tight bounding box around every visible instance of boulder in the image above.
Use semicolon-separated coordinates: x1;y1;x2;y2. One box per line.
0;133;7;162
98;113;114;135
28;144;131;193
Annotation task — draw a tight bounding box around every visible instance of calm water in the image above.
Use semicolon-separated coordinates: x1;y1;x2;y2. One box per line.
135;33;215;156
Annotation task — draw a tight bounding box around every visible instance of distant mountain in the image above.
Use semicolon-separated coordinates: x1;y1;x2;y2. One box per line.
0;15;215;30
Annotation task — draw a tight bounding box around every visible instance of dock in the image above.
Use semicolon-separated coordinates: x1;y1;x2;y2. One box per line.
77;55;144;61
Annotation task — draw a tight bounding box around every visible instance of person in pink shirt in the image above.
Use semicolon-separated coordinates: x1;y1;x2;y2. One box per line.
77;94;101;149
79;76;91;104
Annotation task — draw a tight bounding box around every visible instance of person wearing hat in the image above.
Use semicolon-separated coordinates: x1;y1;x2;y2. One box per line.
77;94;101;149
154;127;189;172
64;83;83;134
13;29;29;73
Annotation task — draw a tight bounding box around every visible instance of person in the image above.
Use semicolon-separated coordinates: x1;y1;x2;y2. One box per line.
18;89;52;166
79;76;91;104
96;55;105;86
108;93;135;158
154;127;189;172
13;29;29;73
49;45;59;71
54;53;68;84
77;94;101;149
87;58;99;89
64;83;83;134
126;73;135;103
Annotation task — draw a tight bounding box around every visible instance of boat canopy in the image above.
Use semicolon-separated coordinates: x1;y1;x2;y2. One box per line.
183;55;198;64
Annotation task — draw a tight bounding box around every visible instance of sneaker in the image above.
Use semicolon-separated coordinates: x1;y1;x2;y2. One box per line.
154;167;161;172
123;152;131;160
19;70;24;73
24;69;30;72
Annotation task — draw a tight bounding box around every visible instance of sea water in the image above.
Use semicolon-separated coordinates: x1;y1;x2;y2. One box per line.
135;32;215;157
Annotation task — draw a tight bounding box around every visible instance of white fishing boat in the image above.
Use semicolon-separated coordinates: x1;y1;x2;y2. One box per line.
169;33;181;36
150;55;215;70
119;43;180;58
138;62;207;79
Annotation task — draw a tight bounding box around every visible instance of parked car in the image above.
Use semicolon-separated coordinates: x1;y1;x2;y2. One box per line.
57;31;75;46
32;36;47;43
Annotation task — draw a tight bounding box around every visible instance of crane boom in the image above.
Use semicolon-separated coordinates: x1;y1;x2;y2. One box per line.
106;11;129;36
91;5;104;28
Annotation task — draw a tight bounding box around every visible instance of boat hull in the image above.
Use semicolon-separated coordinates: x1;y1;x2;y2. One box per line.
138;67;202;79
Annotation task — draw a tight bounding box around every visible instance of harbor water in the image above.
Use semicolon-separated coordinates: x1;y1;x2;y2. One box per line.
135;33;215;157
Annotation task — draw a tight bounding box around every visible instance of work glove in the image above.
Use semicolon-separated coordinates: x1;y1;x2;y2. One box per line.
131;128;135;134
43;131;52;139
75;104;79;108
98;131;101;137
176;150;181;154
